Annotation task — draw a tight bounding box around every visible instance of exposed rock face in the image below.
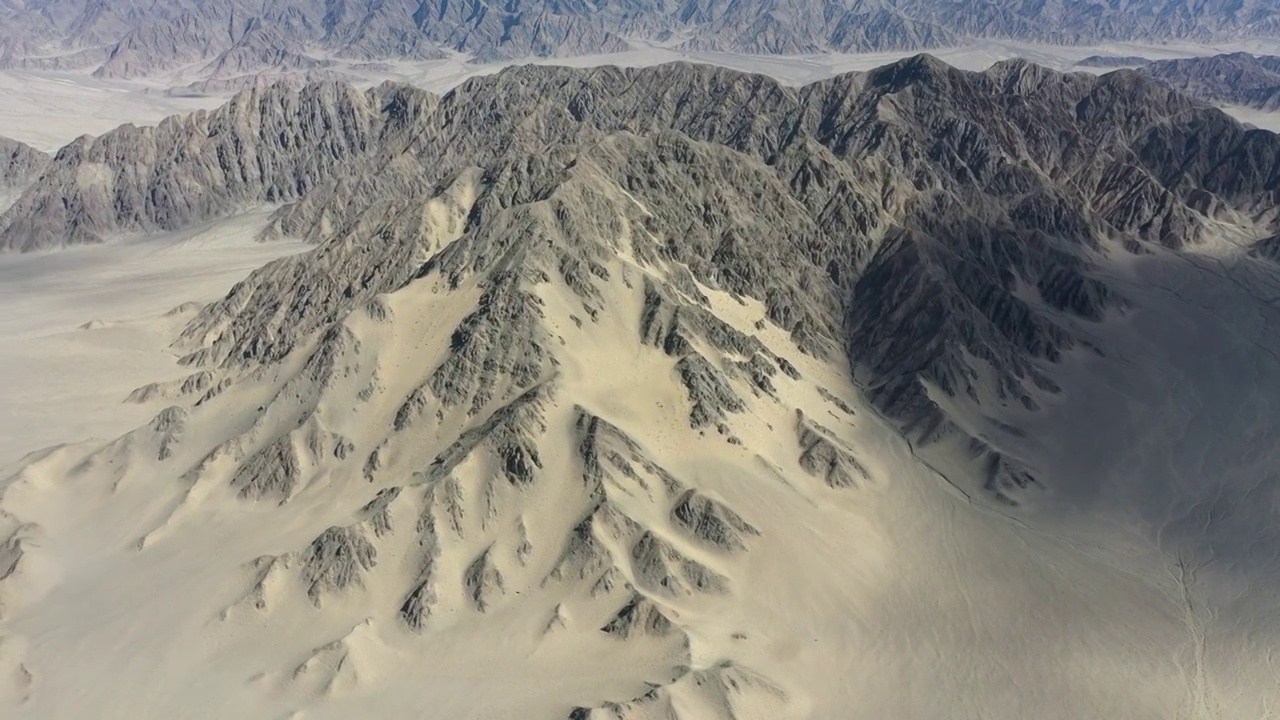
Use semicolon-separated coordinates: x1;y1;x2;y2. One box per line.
675;354;745;429
0;80;436;251
0;137;47;192
1139;52;1280;112
631;530;731;598
230;436;301;501
0;527;25;583
2;0;1278;78
0;137;48;215
600;594;675;639
669;490;759;553
464;548;505;612
795;411;870;489
299;526;378;606
10;61;1277;263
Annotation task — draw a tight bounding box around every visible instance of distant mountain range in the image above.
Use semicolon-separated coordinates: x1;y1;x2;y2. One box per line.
1141;52;1280;111
1075;54;1154;68
2;0;1279;79
1075;51;1280;111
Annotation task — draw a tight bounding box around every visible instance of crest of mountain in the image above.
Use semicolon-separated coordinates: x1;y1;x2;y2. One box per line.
165;68;363;98
0;133;45;178
0;136;47;189
2;0;1280;78
4;59;1280;718
0;136;48;212
1075;54;1153;68
1139;52;1280;111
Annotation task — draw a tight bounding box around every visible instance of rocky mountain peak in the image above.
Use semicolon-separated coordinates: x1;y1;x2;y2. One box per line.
1137;51;1280;112
864;52;957;93
0;136;48;192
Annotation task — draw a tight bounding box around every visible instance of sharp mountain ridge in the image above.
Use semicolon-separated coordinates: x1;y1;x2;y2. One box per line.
2;0;1279;78
1140;51;1280;112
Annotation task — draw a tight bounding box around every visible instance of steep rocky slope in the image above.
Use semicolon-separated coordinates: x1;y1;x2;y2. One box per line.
1140;52;1280;111
4;59;1280;718
0;136;47;213
0;137;47;190
6;61;1279;450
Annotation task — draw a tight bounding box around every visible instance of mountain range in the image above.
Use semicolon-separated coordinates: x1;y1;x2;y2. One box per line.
2;0;1280;79
1140;51;1280;111
3;56;1280;718
1073;51;1280;112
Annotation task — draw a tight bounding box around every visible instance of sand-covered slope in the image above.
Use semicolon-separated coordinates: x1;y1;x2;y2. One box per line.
0;211;307;472
2;159;1274;720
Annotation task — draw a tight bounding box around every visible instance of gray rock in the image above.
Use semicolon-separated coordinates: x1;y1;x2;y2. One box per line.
675;354;745;429
0;525;28;583
630;531;730;598
0;136;47;191
148;406;187;461
230;435;300;501
569;661;787;720
600;594;675;639
546;511;611;585
401;490;444;630
1;80;436;252
669;490;760;553
575;409;684;497
427;275;549;416
1140;52;1280;112
299;526;377;606
426;384;550;486
359;487;402;537
464;547;505;612
795;411;870;489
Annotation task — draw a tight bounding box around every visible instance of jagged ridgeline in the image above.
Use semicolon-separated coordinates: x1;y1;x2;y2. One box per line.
4;58;1279;448
1;0;1278;79
0;137;49;211
1139;52;1280;112
2;58;1280;718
